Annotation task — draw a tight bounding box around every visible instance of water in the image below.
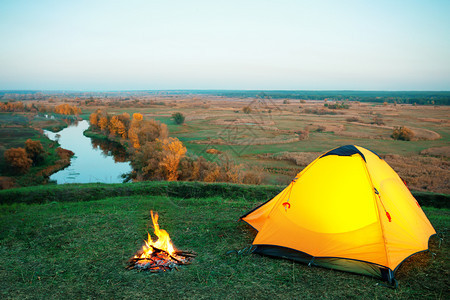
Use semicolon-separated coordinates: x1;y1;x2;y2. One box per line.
44;120;132;184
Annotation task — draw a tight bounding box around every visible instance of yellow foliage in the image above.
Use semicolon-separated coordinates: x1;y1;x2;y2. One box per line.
158;137;187;181
133;113;143;121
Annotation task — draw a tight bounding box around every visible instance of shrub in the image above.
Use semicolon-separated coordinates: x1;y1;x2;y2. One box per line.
346;116;360;122
316;126;326;132
297;129;309;140
25;139;45;165
4;148;32;174
371;115;385;125
303;108;337;115
172;112;185;124
392;126;415;141
326;102;350;109
206;149;222;155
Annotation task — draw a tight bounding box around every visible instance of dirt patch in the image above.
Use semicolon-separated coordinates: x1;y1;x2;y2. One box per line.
420;146;450;157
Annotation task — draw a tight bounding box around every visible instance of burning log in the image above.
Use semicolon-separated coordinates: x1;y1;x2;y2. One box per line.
127;211;196;272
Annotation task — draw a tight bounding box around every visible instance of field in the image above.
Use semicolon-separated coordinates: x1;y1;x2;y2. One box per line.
80;95;449;193
0;184;448;299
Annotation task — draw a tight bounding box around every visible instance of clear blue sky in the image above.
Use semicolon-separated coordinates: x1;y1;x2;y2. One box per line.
0;0;449;91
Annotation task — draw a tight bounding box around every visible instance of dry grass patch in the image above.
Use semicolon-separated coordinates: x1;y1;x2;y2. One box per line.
409;127;441;140
420;146;450;157
383;154;450;194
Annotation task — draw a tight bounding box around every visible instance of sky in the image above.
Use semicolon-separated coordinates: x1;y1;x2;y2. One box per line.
0;0;449;91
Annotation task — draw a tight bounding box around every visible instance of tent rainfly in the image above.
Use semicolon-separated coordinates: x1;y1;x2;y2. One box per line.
241;145;436;285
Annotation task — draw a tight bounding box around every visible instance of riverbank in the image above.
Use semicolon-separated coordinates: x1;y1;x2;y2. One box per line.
0;113;74;189
44;120;131;184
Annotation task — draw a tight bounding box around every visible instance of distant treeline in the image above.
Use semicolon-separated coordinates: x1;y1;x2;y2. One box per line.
1;90;449;105
208;90;450;105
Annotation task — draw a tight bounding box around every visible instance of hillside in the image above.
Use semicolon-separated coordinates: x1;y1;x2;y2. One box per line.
0;182;448;299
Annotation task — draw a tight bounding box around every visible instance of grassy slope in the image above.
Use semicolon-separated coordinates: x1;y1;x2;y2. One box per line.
0;193;448;299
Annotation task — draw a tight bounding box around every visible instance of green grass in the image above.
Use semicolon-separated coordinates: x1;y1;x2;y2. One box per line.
1;181;448;208
0;194;448;299
0;113;68;187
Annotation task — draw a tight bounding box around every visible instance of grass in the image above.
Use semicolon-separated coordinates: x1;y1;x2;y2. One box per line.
0;194;448;299
0;113;70;188
1;181;448;208
71;101;449;192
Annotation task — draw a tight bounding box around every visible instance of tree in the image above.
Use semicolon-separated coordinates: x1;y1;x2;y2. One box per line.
25;139;45;165
172;112;185;124
158;137;187;181
4;148;32;173
90;111;99;127
98;116;108;132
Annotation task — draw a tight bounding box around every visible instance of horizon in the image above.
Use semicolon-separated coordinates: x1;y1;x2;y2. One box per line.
1;0;449;91
1;89;450;93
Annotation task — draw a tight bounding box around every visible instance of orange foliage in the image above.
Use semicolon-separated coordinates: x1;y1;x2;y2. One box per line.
90;112;99;127
99;116;108;132
158;137;187;181
54;103;81;115
25;139;45;164
4;148;32;173
133;113;143;121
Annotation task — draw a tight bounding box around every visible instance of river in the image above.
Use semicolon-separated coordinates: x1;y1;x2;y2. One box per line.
44;120;132;184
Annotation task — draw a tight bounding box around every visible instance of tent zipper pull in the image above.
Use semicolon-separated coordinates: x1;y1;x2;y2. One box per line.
375;188;392;222
385;211;392;222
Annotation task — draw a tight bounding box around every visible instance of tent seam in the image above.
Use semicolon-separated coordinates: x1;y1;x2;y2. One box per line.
360;155;392;271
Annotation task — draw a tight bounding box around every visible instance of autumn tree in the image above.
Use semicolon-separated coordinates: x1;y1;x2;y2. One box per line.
90;111;99;127
54;103;81;115
4;148;32;173
158;137;187;181
98;116;108;132
25;139;45;165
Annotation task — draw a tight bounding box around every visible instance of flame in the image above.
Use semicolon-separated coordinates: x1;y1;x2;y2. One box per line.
136;211;176;258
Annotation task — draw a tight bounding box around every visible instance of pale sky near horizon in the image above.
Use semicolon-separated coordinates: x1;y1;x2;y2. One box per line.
0;0;449;91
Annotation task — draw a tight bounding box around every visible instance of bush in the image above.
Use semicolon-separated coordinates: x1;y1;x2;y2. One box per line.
326;102;349;109
25;139;45;165
392;126;415;141
4;148;32;174
346;116;360;122
172;112;185;124
371;115;385;125
303;108;337;115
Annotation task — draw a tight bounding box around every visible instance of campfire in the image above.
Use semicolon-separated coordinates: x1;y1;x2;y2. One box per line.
127;211;196;272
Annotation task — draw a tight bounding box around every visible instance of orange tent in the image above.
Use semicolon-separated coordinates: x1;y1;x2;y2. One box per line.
241;145;435;284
